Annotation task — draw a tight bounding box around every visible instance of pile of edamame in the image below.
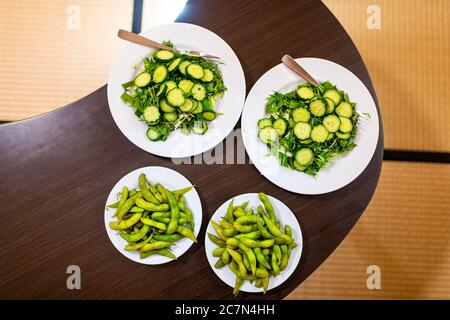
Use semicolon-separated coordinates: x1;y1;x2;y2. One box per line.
107;173;197;260
208;192;297;295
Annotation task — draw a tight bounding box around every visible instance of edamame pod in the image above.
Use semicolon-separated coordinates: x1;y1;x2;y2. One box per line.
224;199;235;223
239;237;275;249
124;235;152;250
257;222;274;239
229;261;256;281
211;220;228;241
262;248;271;256
226;248;247;278
280;245;289;270
120;224;150;243
255;278;263;288
235;230;260;240
271;252;280;276
110;212;142;230
208;233;226;247
215;258;225;269
263;215;293;244
140;248;176;260
178;202;194;226
220;219;233;229
156;183;168;203
113;186;128;217
235;215;259;225
139;173;160;205
212;247;225;257
129;206;145;213
254;248;271;269
255;268;269;278
140;217;167;230
240;201;249;210
177;226;197;242
118;194;139;219
226;238;239;248
107;200;120;209
233;276;243;296
242;253;251;271
262;277;269;294
233;208;245;218
135;198;169;212
258;192;276;222
223;228;238;237
140;241;171;252
164;189;179;235
153;233;183;242
173;186;193;198
273;244;282;263
233;223;253;233
237;241;257;275
284;225;292;237
221;249;230;264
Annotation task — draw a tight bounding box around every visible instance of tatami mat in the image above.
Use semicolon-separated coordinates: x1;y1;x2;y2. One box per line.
287;161;450;299
322;0;450;152
0;1;132;121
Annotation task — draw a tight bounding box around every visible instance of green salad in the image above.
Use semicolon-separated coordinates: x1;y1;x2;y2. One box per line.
121;41;226;141
257;82;359;176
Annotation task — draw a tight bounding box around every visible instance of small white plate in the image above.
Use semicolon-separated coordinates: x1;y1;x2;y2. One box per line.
205;193;302;293
241;58;380;194
104;166;202;264
107;23;246;158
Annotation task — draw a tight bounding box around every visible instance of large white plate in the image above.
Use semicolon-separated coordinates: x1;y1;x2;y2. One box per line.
205;193;302;293
242;58;379;194
107;23;246;158
104;166;202;265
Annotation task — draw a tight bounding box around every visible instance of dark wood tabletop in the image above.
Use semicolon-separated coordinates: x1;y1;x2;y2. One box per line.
0;0;383;299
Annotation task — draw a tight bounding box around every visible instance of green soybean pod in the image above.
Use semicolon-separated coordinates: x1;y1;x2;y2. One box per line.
233;276;243;296
235;230;260;240
164;189;179;235
140;217;167;230
280;245;289;270
211;220;228;241
214;258;226;269
113;186;128;216
173;186;193;199
254;248;271;269
156;183;168;203
223;228;238;237
255;278;263;288
138;173;160;205
255;268;269;278
240;201;249;210
120;224;149;243
284;224;292;237
262;277;269;294
221;249;231;264
262;248;271;256
220;218;233;229
153;233;183;243
140;249;176;260
140;241;171;252
177;226;197;242
227;248;247;278
273;244;282;262
224;198;235;223
242;253;251;271
258;192;276;221
271;252;280;276
263;215;293;244
208;233;226;247
212;247;225;257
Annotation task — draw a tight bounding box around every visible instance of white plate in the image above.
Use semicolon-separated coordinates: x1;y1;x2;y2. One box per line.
104;166;202;264
205;193;302;293
107;23;246;158
242;58;380;195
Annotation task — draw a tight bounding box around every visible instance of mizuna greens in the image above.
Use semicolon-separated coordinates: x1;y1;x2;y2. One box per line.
121;41;226;141
257;82;359;176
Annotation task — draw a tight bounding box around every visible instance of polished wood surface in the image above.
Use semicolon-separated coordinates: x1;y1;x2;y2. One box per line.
0;0;383;299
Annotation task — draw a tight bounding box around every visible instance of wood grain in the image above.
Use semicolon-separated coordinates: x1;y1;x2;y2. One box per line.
0;0;383;299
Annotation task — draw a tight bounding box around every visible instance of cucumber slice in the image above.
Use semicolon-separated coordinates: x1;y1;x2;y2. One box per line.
179;98;195;113
325;97;335;114
293;160;307;172
309;98;326;117
192;119;208;135
311;124;329;143
258;127;279;144
134;72;151;87
179;61;191;75
156;83;166;96
168;57;181;72
152;65;167;83
201;69;214;82
323;115;341;133
191;84;206;101
154;50;175;62
339;117;353;133
165;80;177;92
191;101;203;114
178;79;194;93
166;88;185;107
273;118;287;136
143;106;160;124
164;112;178;122
296;86;315;100
336;132;351;139
323;89;341;106
202;111;216;121
293;122;311;140
292;107;310;123
146;127;160;141
186;63;205;80
160;99;175;113
258;118;272;129
336;101;353;118
295;148;314;166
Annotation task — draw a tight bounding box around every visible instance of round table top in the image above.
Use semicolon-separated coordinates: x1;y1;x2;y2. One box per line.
0;0;383;299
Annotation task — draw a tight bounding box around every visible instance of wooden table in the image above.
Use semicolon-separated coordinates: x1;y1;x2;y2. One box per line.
0;0;383;299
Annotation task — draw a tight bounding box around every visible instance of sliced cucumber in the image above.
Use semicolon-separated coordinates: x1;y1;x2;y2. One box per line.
293;160;307;172
339;117;353;133
191;84;206;101
192;119;208;135
296;86;315;100
134;72;151;87
152;65;167;83
336;132;351;139
295;148;314;166
164;112;178;122
258;118;272;129
146;127;160;141
201;69;214;82
335;101;353;118
293;122;311;140
191;101;203;114
143;106;160;124
258;127;279;144
178;79;194;93
325;97;335;114
165;80;177;92
186;63;205;80
156;83;166;96
202;111;216;121
309;98;326;117
311;124;329;143
166;88;185;107
179;61;191;75
168;57;181;72
323;89;341;106
323;115;341;133
179;98;195;113
160;99;175;113
292;107;310;123
154;50;175;62
273;118;287;136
